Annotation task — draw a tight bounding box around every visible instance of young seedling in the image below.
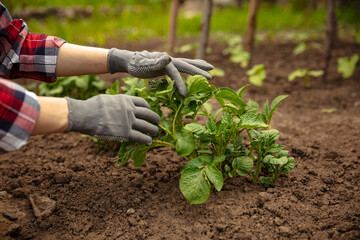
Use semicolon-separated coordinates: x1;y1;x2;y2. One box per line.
337;54;359;79
246;64;266;86
103;74;294;204
34;75;107;99
222;34;250;68
288;68;324;87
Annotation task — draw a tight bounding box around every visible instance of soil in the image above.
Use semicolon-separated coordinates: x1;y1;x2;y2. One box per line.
1;38;360;240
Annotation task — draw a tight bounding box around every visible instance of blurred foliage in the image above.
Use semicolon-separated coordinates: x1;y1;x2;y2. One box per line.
337;54;359;79
5;0;359;45
27;75;107;99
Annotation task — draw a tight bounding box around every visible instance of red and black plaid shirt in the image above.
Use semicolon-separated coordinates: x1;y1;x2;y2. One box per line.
0;2;66;153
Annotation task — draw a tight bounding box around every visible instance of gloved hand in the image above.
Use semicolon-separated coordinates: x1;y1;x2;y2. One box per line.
107;49;214;97
65;94;160;145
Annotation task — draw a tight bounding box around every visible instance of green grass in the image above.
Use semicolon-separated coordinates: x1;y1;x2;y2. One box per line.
13;1;360;46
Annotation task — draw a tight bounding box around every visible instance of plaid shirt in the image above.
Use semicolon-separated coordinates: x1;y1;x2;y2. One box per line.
0;79;39;153
0;2;66;82
0;2;65;153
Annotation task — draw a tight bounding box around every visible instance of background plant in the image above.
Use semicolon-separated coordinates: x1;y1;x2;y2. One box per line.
288;68;324;87
246;64;266;86
337;54;359;79
28;75;107;99
107;75;294;204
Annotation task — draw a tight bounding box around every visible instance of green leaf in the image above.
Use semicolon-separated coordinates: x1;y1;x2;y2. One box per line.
146;78;169;92
206;118;217;133
182;155;210;172
260;176;272;187
212;155;226;165
215;88;247;108
184;123;206;135
209;68;225;77
232;156;253;176
236;84;251;98
47;85;63;96
293;42;307;55
308;70;324;77
204;165;224;191
75;76;89;89
106;80;119;95
247;99;259;113
132;145;148;167
280;157;296;174
117;142;137;166
270;156;288;166
224;164;231;172
262;129;280;142
62;76;77;86
240;113;268;128
212;108;223;120
337;54;359;79
203;101;212;115
197;148;213;154
288;68;307;81
187;75;212;96
268;144;285;153
270;95;288;113
322;108;336;113
246;64;266;87
91;79;107;90
263;100;269;116
276;150;289;158
176;133;196;157
220;112;232;126
180;167;210;205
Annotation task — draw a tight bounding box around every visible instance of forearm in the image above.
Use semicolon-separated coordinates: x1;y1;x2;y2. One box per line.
31;97;69;135
55;43;109;76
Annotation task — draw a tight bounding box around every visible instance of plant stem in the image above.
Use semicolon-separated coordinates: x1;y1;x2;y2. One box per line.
172;100;183;133
252;145;262;183
159;124;176;140
152;140;174;148
246;129;254;157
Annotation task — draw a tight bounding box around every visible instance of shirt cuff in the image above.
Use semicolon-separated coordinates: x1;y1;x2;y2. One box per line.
0;79;40;153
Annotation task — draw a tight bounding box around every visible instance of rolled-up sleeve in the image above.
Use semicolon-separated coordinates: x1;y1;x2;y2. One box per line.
0;3;66;82
0;78;40;153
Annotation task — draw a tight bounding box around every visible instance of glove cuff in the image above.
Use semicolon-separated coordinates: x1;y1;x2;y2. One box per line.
65;97;100;135
107;48;133;74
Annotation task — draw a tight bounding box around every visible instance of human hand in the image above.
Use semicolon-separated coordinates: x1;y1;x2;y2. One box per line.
65;94;160;145
107;49;214;97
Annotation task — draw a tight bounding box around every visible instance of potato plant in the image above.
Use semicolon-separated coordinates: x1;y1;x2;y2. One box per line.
109;75;294;204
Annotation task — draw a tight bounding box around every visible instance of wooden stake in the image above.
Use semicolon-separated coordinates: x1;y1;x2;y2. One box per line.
168;0;181;54
322;0;337;82
196;0;213;59
244;0;260;52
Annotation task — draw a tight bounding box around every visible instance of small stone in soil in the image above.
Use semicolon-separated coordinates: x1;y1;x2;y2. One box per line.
29;194;56;218
127;217;137;226
0;191;7;200
5;223;21;236
3;212;18;221
126;208;135;215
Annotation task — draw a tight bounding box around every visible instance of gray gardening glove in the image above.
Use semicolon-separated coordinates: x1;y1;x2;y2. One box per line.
107;49;214;97
65;94;160;145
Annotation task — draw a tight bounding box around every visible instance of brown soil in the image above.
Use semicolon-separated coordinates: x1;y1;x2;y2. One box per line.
1;39;360;240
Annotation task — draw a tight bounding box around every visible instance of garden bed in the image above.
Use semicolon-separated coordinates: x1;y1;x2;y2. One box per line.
1;39;359;239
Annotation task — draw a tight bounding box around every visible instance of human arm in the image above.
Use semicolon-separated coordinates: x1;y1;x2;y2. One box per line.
55;43;214;97
31;94;160;145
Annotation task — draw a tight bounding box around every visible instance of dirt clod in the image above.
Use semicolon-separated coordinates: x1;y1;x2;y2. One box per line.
29;194;56;218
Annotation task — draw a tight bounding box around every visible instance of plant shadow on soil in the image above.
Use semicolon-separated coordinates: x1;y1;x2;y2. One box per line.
1;39;360;239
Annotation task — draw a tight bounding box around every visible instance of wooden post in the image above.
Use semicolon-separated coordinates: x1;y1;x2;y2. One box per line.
196;0;213;59
322;0;337;82
167;0;181;54
244;0;260;52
